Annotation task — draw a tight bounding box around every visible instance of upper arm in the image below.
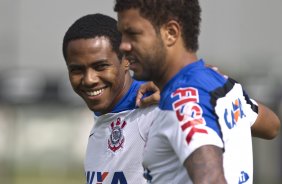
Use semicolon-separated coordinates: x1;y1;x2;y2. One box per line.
251;102;280;139
184;145;227;184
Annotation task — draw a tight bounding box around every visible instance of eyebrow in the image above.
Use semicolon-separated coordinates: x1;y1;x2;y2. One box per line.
67;63;82;68
92;59;109;65
68;59;109;66
118;23;135;33
123;27;139;33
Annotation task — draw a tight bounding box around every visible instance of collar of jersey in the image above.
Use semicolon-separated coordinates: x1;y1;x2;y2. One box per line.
94;80;144;116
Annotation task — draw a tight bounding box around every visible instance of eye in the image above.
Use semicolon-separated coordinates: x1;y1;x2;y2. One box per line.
127;31;138;35
94;63;110;71
124;28;141;39
68;66;83;75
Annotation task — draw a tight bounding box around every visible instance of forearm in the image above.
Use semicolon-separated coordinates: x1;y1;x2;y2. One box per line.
251;102;280;139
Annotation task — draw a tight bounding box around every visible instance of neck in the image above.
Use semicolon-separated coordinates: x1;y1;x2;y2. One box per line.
101;73;133;115
112;72;133;106
155;51;198;91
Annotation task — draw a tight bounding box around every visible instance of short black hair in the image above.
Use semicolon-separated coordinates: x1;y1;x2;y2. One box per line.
114;0;201;52
62;13;122;61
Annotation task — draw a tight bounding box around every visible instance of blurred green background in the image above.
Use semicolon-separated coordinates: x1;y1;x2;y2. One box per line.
0;105;92;184
0;0;281;184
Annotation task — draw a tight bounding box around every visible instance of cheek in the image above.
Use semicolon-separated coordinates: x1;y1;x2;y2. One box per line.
109;70;125;89
69;75;81;88
107;66;123;79
102;71;117;83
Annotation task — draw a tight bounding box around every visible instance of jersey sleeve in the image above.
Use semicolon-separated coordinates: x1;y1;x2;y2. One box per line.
248;99;259;126
214;82;259;130
160;109;223;165
165;86;224;165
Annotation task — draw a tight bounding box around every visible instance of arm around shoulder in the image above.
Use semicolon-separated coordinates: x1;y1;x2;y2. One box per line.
251;102;280;139
136;81;160;108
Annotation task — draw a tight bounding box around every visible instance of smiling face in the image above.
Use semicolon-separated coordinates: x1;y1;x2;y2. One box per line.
65;36;130;114
117;8;167;83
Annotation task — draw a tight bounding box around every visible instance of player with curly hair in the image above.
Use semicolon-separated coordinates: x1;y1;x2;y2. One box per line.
115;0;280;183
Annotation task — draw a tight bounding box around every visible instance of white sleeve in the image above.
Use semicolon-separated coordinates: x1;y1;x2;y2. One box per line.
167;114;223;165
249;99;258;126
155;108;223;165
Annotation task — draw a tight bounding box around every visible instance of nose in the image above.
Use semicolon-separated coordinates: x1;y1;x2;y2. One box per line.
119;37;132;53
82;69;99;87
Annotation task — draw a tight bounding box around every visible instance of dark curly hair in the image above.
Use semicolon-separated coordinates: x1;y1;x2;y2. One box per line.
114;0;201;52
62;13;122;61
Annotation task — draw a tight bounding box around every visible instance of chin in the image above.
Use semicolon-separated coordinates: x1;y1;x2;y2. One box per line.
89;103;109;113
87;104;101;112
133;74;151;81
132;73;145;81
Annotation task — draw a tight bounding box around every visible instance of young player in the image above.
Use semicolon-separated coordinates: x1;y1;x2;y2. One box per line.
62;13;158;184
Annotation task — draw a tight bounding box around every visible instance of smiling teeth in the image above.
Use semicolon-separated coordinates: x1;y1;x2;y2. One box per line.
87;89;104;96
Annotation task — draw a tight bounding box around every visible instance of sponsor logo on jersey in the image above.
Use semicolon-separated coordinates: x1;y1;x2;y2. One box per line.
238;171;249;184
224;98;246;129
143;168;152;183
85;171;127;184
171;87;207;144
108;117;127;152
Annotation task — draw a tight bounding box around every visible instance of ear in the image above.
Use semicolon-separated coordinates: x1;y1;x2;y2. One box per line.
161;20;180;47
121;56;130;71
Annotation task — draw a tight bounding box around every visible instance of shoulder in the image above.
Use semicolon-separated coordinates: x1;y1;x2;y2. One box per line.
126;105;159;141
133;105;160;120
160;71;227;111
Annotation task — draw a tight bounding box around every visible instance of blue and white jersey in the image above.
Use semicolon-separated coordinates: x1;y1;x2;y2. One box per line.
142;59;258;184
84;80;159;184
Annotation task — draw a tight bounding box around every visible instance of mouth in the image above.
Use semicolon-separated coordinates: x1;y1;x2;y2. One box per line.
125;55;138;65
85;87;106;97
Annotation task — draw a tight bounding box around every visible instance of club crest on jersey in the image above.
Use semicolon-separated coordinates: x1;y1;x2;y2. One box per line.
108;117;127;152
224;98;246;129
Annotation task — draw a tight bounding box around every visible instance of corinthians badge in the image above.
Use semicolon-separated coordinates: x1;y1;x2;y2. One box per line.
108;117;127;152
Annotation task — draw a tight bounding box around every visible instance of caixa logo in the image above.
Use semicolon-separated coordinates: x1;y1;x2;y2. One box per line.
85;171;127;184
224;98;246;129
238;171;249;184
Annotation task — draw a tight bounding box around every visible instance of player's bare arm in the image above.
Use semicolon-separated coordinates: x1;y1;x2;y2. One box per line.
184;145;227;184
251;102;280;139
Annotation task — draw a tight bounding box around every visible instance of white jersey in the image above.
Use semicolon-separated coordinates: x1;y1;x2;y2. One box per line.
142;60;258;184
85;105;158;184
